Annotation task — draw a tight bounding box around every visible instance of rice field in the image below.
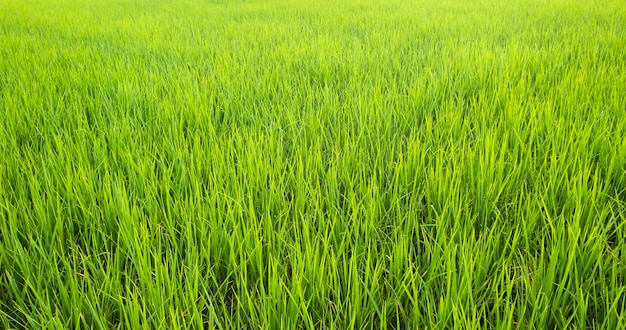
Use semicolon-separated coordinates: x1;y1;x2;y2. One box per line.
1;0;626;328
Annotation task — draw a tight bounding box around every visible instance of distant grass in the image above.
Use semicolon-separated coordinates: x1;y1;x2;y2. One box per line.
1;0;626;328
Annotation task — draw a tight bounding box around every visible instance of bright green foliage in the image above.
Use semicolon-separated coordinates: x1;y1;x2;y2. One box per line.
1;0;626;328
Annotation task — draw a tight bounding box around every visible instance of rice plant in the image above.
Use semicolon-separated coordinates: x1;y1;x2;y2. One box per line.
1;0;625;328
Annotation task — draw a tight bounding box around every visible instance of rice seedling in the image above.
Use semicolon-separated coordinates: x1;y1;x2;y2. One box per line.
1;0;625;328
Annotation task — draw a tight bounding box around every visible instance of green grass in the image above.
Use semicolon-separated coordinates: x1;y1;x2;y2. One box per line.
1;0;626;328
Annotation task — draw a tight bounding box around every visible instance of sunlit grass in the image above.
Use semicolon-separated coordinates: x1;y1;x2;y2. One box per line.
1;0;626;328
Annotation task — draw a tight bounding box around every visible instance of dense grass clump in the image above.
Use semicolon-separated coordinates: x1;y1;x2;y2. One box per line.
1;0;626;328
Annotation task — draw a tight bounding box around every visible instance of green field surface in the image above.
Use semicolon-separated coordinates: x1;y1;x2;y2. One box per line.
1;0;626;328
